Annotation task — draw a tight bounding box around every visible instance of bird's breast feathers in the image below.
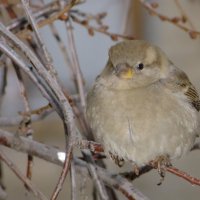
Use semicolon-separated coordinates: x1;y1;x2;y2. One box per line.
86;82;199;165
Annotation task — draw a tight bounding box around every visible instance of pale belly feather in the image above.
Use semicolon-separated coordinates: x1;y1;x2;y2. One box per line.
86;83;198;166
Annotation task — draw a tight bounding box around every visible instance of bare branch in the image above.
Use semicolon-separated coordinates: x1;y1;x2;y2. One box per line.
50;136;73;200
71;14;135;41
13;62;34;181
37;0;78;28
82;149;110;200
48;23;73;70
0;109;53;127
70;160;77;200
139;0;200;39
0;37;57;114
7;1;59;31
0;59;8;97
166;166;200;186
174;0;195;29
0;129;149;200
66;20;86;109
21;0;56;75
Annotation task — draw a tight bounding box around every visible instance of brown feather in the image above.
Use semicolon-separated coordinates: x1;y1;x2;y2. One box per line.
185;85;200;111
163;65;200;112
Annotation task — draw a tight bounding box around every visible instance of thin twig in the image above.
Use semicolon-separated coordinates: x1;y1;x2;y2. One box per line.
66;20;86;110
0;59;7;96
0;37;57;115
70;160;77;200
71;15;135;41
49;23;74;71
38;0;73;70
50;137;73;200
37;0;78;28
2;0;18;20
82;149;110;200
0;148;48;200
72;10;107;26
13;62;34;181
174;0;195;29
166;166;200;186
21;0;56;75
7;1;59;31
0;106;53;127
139;0;200;39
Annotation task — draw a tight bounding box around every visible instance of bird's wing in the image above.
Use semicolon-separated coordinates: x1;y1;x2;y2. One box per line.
163;65;200;112
184;82;200;111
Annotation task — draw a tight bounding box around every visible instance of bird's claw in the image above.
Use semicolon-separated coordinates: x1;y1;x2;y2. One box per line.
109;152;125;167
150;155;172;185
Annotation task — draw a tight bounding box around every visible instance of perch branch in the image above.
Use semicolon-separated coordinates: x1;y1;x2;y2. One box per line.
77;140;200;187
166;166;200;186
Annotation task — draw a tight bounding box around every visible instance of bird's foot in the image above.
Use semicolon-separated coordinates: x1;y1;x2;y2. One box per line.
109;152;125;167
150;155;172;185
132;163;140;176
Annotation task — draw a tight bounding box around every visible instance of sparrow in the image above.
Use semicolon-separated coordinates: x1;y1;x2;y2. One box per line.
86;40;200;171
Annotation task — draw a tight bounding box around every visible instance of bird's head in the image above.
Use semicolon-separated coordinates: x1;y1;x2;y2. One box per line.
101;40;170;90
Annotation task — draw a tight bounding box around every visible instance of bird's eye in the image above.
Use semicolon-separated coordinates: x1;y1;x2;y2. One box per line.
136;63;144;70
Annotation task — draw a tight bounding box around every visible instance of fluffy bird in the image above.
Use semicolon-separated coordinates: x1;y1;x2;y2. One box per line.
86;40;200;170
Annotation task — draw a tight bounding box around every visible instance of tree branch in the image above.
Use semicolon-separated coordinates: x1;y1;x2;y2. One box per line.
0;129;149;200
139;0;200;39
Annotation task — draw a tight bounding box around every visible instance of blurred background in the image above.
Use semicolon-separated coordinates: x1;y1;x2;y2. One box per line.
0;0;200;199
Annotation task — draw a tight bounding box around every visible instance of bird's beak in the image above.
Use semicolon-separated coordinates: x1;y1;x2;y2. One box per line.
120;67;134;79
115;63;134;79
